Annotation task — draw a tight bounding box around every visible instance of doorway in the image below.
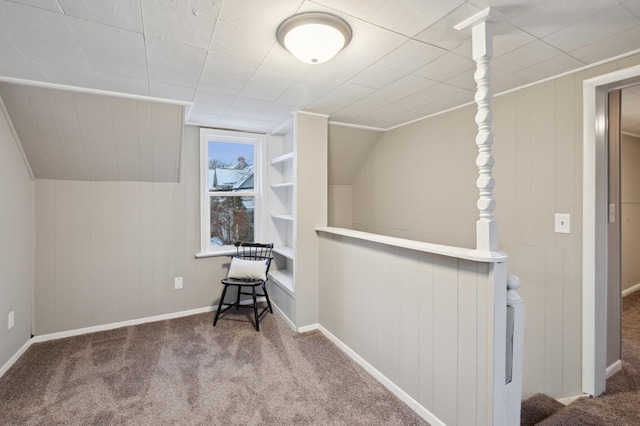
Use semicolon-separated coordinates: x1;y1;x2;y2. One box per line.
583;64;640;397
613;85;640;373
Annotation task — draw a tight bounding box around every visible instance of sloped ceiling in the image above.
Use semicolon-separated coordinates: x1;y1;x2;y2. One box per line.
0;83;183;181
328;123;383;185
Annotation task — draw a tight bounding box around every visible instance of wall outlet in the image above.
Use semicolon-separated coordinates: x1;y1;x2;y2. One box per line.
8;311;14;330
175;277;183;290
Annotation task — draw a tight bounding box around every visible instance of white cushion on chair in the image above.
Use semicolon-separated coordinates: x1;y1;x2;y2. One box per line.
227;257;268;281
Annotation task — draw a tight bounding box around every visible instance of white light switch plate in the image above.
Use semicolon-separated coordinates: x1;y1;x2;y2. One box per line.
174;277;183;289
555;213;571;234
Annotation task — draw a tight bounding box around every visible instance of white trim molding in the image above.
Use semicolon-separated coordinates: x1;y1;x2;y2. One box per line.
622;283;640;297
606;359;623;379
558;394;588;406
316;325;446;426
316;227;507;262
270;302;297;332
0;339;32;379
0;301;268;379
583;63;640;397
31;305;216;343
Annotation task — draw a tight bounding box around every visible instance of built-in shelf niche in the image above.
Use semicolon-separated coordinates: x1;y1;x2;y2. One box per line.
272;182;294;189
270;152;294;165
266;112;328;329
269;269;294;294
273;245;294;259
268;118;295;303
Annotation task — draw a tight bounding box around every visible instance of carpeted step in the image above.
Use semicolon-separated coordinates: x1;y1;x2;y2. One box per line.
520;393;566;425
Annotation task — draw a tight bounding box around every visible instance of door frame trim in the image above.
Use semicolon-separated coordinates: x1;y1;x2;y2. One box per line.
583;64;640;396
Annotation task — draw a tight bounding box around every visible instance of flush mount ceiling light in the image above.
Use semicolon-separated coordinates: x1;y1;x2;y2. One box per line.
276;12;352;64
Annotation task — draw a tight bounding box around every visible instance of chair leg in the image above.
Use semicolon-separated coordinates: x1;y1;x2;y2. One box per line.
262;282;273;313
252;286;259;332
235;284;242;310
213;284;229;326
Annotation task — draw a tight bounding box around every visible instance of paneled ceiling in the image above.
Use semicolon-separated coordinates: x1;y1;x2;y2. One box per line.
0;0;640;134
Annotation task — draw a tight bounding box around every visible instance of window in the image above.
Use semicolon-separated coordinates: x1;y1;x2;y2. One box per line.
200;128;265;255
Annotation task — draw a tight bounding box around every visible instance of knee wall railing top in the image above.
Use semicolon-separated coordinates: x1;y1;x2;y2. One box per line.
315;226;508;263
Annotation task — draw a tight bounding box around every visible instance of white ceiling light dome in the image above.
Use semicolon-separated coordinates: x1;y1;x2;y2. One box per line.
276;12;352;64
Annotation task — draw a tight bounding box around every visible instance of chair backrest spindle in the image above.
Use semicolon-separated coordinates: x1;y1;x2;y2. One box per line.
234;241;274;261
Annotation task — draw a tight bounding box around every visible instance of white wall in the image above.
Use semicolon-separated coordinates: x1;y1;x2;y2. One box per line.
0;98;33;369
32;125;229;335
327;123;382;229
318;231;502;425
350;54;640;399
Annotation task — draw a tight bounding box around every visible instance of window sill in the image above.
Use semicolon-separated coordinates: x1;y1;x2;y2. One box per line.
195;248;237;258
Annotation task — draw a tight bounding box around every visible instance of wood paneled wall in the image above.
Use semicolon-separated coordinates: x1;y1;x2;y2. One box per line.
0;83;183;182
33;125;228;335
621;133;640;292
350;53;640;399
0;98;33;370
318;232;498;426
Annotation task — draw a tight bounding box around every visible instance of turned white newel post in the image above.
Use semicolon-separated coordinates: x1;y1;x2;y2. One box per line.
473;20;497;252
457;9;523;426
456;8;503;253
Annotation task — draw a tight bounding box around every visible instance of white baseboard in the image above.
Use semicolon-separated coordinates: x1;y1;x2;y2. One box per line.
606;359;623;379
557;394;588;406
266;302;317;333
0;339;32;378
297;323;319;333
622;283;640;297
31;298;269;343
316;325;445;426
270;302;297;331
2;300;274;378
32;305;217;343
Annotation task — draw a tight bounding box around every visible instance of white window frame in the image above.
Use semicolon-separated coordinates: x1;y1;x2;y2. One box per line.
199;128;266;256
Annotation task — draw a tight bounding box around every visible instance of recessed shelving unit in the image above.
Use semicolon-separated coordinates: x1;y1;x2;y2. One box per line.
267;118;297;322
266;112;328;329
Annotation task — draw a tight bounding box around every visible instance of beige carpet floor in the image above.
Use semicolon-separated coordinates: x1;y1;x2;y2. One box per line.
0;307;428;425
523;291;640;425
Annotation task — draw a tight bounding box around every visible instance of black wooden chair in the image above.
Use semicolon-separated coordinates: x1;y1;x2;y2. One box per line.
213;242;274;331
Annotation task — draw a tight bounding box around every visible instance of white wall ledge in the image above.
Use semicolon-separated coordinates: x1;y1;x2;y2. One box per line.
316;227;508;263
195;248;236;258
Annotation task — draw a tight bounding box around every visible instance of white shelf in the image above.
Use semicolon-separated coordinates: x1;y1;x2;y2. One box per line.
273;246;294;259
269;269;294;294
270;152;294;165
272;214;294;222
271;182;294;189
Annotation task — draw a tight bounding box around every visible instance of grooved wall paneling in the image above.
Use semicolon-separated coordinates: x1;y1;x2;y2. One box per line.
0;83;183;182
621;134;640;291
32;126;228;334
0;97;33;371
346;56;640;398
318;232;495;426
68;181;91;329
